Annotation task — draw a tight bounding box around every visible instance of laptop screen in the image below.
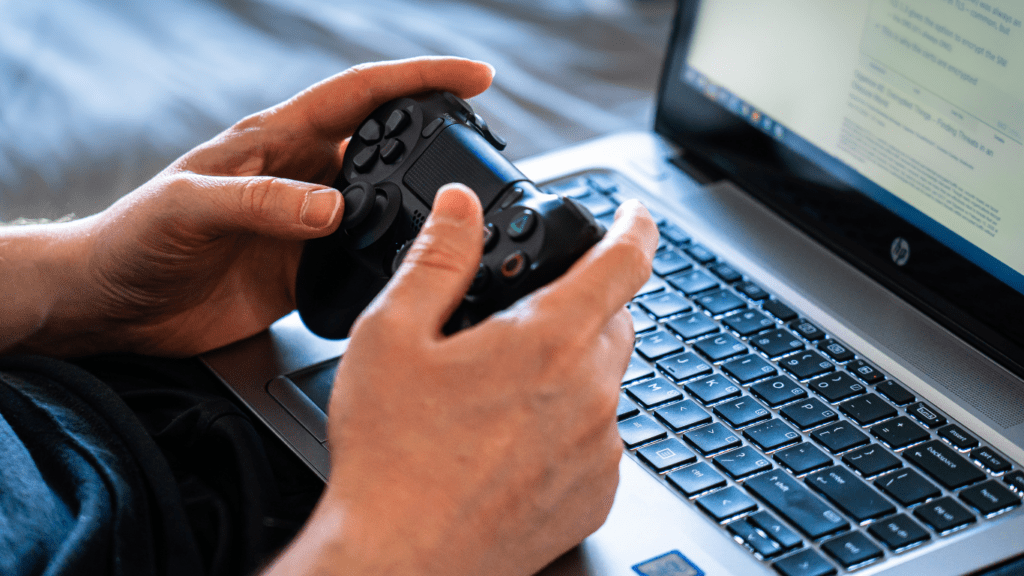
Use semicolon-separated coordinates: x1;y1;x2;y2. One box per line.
655;0;1024;375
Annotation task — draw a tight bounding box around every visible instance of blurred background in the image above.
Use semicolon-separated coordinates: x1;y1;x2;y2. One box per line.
0;0;673;222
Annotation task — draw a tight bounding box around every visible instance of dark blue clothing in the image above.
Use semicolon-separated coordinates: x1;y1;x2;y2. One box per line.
0;356;320;576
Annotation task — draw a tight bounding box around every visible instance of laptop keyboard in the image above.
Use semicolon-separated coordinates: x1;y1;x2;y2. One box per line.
542;173;1023;575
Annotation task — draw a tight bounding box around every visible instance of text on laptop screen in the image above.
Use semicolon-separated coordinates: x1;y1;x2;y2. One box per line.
681;0;1024;293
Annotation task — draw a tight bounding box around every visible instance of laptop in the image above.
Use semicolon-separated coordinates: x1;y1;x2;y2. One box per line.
202;1;1024;574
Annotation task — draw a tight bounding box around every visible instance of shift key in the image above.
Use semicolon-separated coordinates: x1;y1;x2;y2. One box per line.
745;470;848;539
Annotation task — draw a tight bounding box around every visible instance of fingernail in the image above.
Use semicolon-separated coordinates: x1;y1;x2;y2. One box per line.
300;189;342;228
431;183;478;224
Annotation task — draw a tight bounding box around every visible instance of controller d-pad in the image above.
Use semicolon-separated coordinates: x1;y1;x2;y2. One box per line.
506;209;537;240
358;119;382;144
384;110;410;138
483;223;499;253
353;145;379;173
380;139;404;164
500;250;529;280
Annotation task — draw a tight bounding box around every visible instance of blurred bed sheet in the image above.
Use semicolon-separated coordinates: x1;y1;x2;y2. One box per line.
0;0;672;221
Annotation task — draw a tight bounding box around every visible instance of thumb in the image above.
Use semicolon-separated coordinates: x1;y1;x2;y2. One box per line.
374;183;484;336
192;173;344;239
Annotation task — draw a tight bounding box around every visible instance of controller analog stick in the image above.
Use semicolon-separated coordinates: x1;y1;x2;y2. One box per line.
340;182;375;230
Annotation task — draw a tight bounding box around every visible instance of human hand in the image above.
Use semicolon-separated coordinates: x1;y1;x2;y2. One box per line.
12;57;493;357
264;183;658;576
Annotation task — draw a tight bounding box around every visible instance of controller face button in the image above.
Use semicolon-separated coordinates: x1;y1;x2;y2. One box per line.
340;182;376;230
422;117;444;138
468;264;490;294
352;145;379;173
500;250;529;280
384;110;410;138
358;119;382;144
380;139;405;164
506;209;537;240
483;222;499;253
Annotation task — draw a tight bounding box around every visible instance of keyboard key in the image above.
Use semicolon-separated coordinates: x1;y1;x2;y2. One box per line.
773;549;837;576
721;354;777;384
665;312;719;340
868;514;930;551
693;332;746;361
651;249;693;277
817;339;855;362
723;309;775;336
1004;470;1024;493
810;422;869;454
870;417;929;449
762;299;798;322
820;532;883;568
846;359;885;384
906;402;947;429
666;462;726;497
807;372;866;403
654;399;712;432
683;423;742;455
616;393;639;421
622;355;655;385
744;470;848;539
971;446;1013;473
750;329;804;357
727;519;784;558
736;281;771;301
635;328;685;360
806;466;896;522
714;397;771;428
693;288;746;315
914;497;975;532
586;173;617;194
904;440;986;489
775;443;833;475
714;446;772;479
697;486;758;522
629;305;657;333
658;221;691;245
789;319;826;341
667;269;719;295
839;394;897;426
842;444;901;477
780;351;835;380
708;261;742;283
635;274;667;298
938;423;979;450
638;291;693;319
780;398;838;430
625;377;683;408
682;374;741;405
748;510;803;550
745;419;801;452
959;479;1021;515
657;352;713;382
636;438;696;472
875;380;915;405
875;468;942;506
684;243;716;264
618;415;667;448
574;191;617;216
750;376;807;407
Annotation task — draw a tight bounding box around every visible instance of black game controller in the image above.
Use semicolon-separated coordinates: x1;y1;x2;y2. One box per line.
295;91;606;338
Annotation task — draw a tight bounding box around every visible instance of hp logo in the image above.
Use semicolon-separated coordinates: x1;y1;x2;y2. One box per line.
890;237;911;266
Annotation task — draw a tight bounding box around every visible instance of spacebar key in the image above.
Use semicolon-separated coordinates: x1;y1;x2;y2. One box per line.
745;471;848;539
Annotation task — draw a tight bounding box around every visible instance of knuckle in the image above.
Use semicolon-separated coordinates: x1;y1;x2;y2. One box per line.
240;177;278;219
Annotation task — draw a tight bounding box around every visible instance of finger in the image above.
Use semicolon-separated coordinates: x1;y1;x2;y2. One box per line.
365;183;484;337
528;199;658;340
279;57;495;139
184;173;344;239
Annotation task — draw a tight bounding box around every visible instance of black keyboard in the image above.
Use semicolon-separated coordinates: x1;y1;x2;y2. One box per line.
543;173;1023;576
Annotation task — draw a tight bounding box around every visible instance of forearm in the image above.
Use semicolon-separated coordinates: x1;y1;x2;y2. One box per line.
0;219;98;356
